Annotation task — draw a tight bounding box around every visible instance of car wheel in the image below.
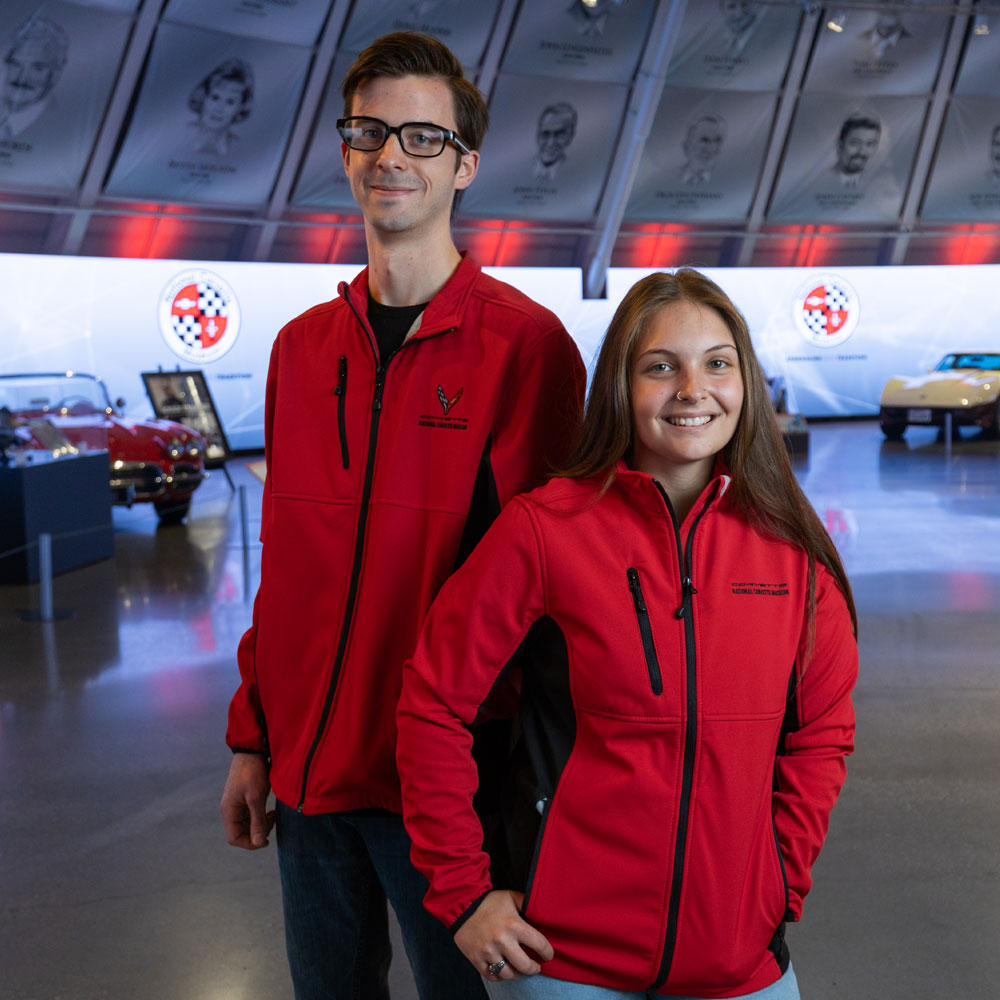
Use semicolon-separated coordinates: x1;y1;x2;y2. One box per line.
880;418;905;440
154;496;191;524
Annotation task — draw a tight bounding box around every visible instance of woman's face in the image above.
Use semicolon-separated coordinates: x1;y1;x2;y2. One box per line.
629;300;744;487
201;79;244;130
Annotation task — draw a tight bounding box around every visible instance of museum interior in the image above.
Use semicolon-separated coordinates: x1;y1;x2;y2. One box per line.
1;2;999;998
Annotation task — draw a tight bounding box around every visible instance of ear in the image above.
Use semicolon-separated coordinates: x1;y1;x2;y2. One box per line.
453;149;479;191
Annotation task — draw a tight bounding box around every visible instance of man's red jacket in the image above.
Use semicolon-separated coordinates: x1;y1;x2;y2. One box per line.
226;254;585;815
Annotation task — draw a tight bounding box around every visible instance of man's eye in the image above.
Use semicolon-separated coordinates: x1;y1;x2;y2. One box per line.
361;126;382;139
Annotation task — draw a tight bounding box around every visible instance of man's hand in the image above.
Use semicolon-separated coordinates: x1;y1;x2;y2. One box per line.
454;890;554;981
220;752;274;850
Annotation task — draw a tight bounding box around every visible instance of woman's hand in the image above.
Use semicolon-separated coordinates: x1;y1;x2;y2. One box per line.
454;890;554;981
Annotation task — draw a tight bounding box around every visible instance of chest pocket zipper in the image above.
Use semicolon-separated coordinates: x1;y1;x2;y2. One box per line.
334;355;349;470
627;568;663;695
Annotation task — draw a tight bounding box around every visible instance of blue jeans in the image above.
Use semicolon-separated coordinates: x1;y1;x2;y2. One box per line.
275;801;486;1000
482;964;799;1000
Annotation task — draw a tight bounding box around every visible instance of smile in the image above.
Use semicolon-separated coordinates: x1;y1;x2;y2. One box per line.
666;415;714;427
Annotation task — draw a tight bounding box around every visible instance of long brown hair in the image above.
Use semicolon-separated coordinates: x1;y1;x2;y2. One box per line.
559;269;857;639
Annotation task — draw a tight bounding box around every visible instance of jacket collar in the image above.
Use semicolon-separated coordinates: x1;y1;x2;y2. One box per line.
611;458;733;516
339;251;480;341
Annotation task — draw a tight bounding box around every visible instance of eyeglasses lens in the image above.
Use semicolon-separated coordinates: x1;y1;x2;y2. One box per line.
340;119;447;157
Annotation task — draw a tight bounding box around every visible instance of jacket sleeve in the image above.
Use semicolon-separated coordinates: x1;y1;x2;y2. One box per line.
225;334;280;755
396;497;547;930
773;563;858;919
489;322;585;506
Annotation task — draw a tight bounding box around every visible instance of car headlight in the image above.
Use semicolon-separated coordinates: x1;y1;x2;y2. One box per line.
167;438;185;459
186;440;201;457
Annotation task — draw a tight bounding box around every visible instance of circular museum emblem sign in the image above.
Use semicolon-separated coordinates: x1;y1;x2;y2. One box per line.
158;269;241;364
793;274;859;349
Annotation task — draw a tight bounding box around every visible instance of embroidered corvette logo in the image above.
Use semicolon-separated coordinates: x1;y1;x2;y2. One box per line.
418;384;469;431
437;385;463;415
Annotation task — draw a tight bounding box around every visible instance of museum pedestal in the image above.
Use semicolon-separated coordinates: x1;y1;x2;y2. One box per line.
0;453;114;584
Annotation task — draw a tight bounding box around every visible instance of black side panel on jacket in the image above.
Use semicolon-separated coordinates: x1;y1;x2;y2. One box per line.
481;615;575;891
453;442;501;571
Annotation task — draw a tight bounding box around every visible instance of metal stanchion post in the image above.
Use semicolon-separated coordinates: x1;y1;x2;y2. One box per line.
239;484;252;600
38;532;54;623
944;412;952;463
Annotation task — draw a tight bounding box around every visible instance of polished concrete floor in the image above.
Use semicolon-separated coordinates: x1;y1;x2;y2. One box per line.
1;420;998;999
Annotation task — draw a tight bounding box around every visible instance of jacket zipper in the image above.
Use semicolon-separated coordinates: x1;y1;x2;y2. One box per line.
335;355;349;469
626;568;663;695
650;481;716;991
296;289;455;810
520;795;552;915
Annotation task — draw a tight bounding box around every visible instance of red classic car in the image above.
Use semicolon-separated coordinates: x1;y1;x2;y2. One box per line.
0;372;207;523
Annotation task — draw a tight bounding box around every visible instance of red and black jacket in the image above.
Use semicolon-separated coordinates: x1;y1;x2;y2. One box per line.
397;466;857;997
226;254;585;815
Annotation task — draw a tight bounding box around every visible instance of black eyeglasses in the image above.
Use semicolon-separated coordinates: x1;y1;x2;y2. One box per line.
336;116;471;158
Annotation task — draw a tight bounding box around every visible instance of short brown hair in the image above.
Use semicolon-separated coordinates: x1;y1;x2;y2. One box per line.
340;32;488;152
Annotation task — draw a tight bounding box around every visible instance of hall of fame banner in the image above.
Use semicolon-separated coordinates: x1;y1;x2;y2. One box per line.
104;23;310;206
921;98;1000;223
339;0;500;67
290;53;357;210
663;2;801;93
803;9;949;96
456;73;628;222
954;7;1000;97
500;0;658;83
163;0;332;46
0;1;131;191
624;88;776;223
767;94;926;224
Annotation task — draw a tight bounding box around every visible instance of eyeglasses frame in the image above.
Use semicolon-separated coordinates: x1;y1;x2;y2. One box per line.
336;116;471;158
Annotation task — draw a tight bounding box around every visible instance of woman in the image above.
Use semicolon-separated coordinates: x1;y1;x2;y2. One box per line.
187;57;254;156
396;269;857;998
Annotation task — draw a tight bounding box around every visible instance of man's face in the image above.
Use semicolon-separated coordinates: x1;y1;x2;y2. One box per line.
684;121;725;167
341;74;477;239
837;126;880;174
202;79;244;130
3;37;58;113
536;111;575;167
720;0;757;35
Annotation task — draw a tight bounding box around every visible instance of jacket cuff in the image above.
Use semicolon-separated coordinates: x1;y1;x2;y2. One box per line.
449;890;491;936
230;746;269;759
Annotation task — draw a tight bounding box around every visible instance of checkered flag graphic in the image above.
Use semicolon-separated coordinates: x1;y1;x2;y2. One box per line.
824;284;849;312
197;282;227;318
171;314;202;346
804;310;828;334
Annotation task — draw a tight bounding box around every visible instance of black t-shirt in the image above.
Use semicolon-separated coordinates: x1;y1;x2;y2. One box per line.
367;294;429;365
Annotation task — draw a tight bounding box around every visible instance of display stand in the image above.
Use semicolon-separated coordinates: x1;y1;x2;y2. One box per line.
776;413;810;461
0;453;114;584
142;369;234;490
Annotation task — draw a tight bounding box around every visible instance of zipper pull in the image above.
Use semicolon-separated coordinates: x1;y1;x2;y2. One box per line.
373;367;385;412
535;796;549;815
674;577;698;619
335;355;347;395
627;568;646;613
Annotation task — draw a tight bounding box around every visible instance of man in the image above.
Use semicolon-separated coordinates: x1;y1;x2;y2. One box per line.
220;31;585;1000
833;113;881;188
0;15;69;142
860;13;911;59
534;102;577;180
681;113;726;185
719;0;761;55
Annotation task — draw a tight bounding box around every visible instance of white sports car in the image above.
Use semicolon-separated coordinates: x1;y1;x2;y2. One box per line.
879;352;1000;440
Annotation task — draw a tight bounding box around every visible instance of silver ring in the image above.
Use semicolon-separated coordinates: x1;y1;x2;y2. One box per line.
487;959;507;976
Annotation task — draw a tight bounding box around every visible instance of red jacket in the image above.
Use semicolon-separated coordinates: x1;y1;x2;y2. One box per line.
226;254;585;815
397;466;857;996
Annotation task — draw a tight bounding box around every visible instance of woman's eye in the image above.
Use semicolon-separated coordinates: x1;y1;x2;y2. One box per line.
707;358;731;370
